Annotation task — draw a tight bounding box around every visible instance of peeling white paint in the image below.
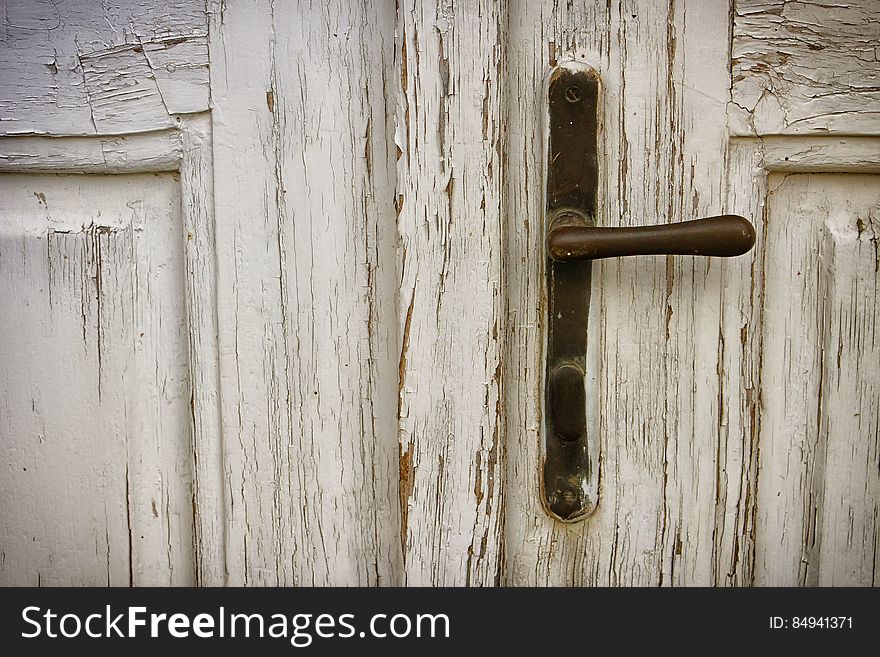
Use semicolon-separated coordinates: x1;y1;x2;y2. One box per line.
753;169;880;586
0;0;878;587
0;0;208;135
209;0;401;586
394;0;507;587
730;0;880;136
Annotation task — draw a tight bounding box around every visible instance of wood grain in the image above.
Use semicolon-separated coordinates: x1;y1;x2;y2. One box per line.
395;0;507;586
209;0;401;585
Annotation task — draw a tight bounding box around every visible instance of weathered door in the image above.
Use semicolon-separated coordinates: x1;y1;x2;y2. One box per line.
1;0;877;586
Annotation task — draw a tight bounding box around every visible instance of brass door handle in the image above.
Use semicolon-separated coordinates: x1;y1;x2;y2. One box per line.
542;63;757;523
546;213;756;262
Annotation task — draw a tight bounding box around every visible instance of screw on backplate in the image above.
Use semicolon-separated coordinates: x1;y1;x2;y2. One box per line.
565;86;582;103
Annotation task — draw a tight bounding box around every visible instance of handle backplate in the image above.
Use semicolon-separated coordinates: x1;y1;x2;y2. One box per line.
542;63;600;522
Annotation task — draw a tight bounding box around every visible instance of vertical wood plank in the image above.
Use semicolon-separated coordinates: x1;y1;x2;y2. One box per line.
180;116;226;585
715;140;766;586
504;0;612;587
505;0;736;585
0;0;209;136
209;0;400;585
395;0;508;585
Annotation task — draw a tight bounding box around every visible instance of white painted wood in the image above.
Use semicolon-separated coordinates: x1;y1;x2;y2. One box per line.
208;0;401;585
395;0;507;586
0;0;209;135
0;172;194;585
730;0;880;136
505;0;741;586
0;131;182;173
753;173;879;586
0;122;224;585
1;0;877;587
505;1;880;586
178;115;225;586
709;137;880;586
753;136;880;172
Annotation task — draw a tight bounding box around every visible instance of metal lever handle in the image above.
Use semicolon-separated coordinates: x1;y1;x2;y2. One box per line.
547;214;756;262
541;63;757;524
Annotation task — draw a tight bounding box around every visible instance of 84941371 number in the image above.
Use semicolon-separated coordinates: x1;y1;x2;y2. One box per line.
770;617;853;629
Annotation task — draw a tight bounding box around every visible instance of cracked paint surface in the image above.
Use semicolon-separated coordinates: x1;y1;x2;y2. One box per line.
730;0;880;135
0;172;193;586
0;0;877;587
0;0;208;134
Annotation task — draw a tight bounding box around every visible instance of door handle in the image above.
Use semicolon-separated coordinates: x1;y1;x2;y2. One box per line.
546;214;755;262
542;63;756;522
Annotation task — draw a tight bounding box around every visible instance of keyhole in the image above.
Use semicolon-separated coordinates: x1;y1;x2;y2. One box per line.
565;86;581;103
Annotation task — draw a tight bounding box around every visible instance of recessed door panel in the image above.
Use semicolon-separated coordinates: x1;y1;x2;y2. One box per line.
755;173;880;585
0;173;194;586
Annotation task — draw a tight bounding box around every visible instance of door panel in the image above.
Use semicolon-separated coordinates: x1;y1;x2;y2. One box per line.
0;173;194;585
755;173;880;586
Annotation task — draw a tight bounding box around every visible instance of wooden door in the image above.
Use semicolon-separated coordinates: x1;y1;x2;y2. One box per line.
1;0;877;586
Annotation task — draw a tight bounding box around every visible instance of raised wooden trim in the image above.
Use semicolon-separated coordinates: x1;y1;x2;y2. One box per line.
0;130;183;173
